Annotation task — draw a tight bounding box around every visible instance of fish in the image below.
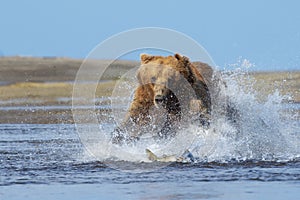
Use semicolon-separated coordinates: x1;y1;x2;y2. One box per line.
146;148;195;163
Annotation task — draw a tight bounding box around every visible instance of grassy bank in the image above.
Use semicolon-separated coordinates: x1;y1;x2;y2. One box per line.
0;56;299;123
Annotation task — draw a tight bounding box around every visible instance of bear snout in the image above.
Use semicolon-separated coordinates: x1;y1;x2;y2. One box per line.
154;95;164;104
154;92;170;108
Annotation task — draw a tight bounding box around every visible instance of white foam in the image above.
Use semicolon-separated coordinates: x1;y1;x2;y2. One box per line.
83;65;300;163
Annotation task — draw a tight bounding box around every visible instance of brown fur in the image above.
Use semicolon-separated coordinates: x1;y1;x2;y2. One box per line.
112;53;212;143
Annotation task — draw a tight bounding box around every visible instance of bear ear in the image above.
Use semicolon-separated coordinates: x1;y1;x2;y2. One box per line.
174;53;183;60
175;53;190;64
140;54;154;64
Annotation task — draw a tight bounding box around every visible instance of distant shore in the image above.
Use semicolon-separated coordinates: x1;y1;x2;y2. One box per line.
0;56;299;123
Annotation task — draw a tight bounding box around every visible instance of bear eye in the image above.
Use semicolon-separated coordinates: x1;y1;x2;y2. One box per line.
151;76;156;82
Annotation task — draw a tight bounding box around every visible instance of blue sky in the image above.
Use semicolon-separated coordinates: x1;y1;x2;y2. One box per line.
1;0;300;71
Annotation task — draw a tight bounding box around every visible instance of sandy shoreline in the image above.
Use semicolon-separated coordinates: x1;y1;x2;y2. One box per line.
0;56;299;124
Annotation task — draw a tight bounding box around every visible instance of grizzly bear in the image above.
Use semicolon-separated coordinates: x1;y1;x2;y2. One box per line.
112;53;212;144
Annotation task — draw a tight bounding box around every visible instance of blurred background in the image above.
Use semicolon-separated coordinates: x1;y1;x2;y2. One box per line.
1;0;300;71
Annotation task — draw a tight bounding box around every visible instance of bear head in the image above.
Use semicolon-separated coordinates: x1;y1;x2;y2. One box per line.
137;53;202;109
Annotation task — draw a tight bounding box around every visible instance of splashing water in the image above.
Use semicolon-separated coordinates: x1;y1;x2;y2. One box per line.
87;63;300;163
191;69;300;162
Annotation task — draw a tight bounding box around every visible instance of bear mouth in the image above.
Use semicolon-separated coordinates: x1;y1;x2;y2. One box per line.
154;95;166;107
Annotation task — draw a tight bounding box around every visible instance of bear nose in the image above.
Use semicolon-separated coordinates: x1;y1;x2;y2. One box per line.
154;95;164;104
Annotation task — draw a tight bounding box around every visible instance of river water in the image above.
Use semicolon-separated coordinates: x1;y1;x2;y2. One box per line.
1;71;300;199
1;116;299;199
